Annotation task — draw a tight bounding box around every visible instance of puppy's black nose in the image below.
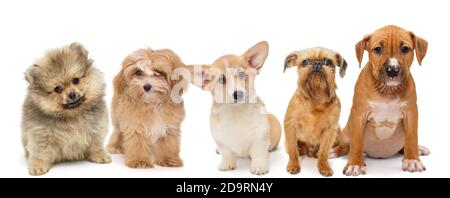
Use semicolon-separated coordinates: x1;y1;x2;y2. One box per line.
143;84;152;92
312;61;322;72
68;92;78;101
233;90;244;101
386;66;400;77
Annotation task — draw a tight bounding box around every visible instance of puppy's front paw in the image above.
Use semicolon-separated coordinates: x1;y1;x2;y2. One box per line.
402;159;426;172
286;160;300;174
250;163;269;175
28;165;50;176
218;161;236;171
158;157;183;167
126;159;154;169
28;158;51;176
318;165;334;177
88;151;112;164
343;164;366;176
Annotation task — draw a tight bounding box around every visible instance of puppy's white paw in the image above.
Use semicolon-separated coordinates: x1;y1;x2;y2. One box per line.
250;163;269;175
218;161;236;171
28;166;50;176
402;160;426;172
343;165;366;176
418;145;430;156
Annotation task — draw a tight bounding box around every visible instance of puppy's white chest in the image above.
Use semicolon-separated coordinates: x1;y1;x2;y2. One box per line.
210;104;269;156
367;99;406;139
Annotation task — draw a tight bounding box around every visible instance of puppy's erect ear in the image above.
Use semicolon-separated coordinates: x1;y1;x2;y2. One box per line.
410;32;428;65
243;41;269;73
69;42;93;67
335;53;348;78
355;34;371;68
69;42;88;57
186;65;214;90
284;52;299;72
25;64;39;85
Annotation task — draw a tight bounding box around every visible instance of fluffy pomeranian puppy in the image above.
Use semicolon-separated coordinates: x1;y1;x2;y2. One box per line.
22;42;111;176
106;48;187;169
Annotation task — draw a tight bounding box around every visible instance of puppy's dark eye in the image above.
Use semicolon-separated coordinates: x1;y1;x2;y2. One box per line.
373;46;383;54
324;59;333;66
54;86;63;94
218;74;226;84
302;60;309;67
238;71;245;79
401;46;410;54
135;69;143;76
72;78;80;85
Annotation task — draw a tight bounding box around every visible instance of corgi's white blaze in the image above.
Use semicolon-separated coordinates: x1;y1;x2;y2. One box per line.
368;99;407;140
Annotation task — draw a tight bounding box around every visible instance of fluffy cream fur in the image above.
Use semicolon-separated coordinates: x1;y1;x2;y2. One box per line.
22;42;111;176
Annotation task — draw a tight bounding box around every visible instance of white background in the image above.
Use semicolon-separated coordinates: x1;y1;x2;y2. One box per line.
0;0;448;178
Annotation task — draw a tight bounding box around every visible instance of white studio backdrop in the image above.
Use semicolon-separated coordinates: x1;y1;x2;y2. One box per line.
0;0;448;177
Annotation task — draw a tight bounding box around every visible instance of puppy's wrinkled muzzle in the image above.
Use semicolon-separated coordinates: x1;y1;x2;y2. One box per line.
312;61;323;72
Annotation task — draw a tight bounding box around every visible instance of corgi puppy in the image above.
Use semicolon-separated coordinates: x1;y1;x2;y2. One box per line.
187;41;281;175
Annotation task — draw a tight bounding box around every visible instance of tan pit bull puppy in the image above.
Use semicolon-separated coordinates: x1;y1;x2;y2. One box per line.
332;25;430;176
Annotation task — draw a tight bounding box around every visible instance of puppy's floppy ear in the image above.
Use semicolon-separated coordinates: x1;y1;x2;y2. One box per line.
24;64;39;85
410;32;428;65
69;42;93;67
159;49;186;89
355;34;371;68
335;53;348;78
243;41;269;73
165;51;190;96
113;68;126;95
113;56;136;95
186;64;213;90
284;52;299;72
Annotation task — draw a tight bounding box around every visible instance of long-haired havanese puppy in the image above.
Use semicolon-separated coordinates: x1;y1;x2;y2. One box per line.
22;42;111;176
106;48;187;168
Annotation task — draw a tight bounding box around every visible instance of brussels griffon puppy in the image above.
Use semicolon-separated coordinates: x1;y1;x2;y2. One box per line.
283;47;347;176
22;42;111;176
106;48;187;169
